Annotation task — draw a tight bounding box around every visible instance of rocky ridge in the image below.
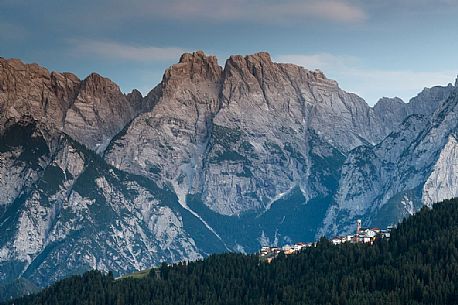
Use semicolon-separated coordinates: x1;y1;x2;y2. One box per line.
0;58;151;153
373;83;456;134
321;87;458;236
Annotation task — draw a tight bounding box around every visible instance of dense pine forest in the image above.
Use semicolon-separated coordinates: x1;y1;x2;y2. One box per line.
5;198;458;305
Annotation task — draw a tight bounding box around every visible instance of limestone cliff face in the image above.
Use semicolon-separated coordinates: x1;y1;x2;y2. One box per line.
0;58;150;153
0;118;56;211
105;51;457;242
423;135;458;207
0;58;80;131
105;51;223;206
0;120;217;287
0;59;164;289
373;83;455;135
64;73;147;153
320;87;458;236
106;51;389;217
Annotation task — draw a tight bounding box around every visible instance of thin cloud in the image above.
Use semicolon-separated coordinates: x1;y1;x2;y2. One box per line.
276;53;457;104
164;0;367;23
276;53;359;71
306;1;367;23
60;0;367;25
69;39;188;62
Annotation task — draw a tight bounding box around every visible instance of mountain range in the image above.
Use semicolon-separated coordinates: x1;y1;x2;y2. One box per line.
0;51;457;290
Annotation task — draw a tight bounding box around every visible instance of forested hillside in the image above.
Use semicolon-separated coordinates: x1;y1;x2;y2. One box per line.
6;198;458;305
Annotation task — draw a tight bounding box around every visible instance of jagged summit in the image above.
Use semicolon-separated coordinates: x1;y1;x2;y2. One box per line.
127;88;143;99
164;50;222;82
178;50;217;63
106;50;443;221
0;57;81;83
227;51;272;64
375;96;405;106
167;51;335;86
80;72;122;96
0;57;150;153
251;51;272;61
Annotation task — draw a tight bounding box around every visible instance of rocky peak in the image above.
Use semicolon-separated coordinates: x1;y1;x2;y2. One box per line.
222;52;290;107
407;84;455;116
223;52;339;104
374;96;405;108
153;50;222;114
165;50;222;82
245;51;273;64
126;89;143;102
225;52;273;73
179;50;207;63
0;58;81;132
372;83;455;138
229;52;278;87
0;57;150;154
372;97;408;128
455;75;458;87
226;52;272;67
64;72;150;153
126;89;148;116
0;58;42;74
79;73;121;97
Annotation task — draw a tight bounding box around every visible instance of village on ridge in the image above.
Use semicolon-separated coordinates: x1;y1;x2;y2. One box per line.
259;220;393;263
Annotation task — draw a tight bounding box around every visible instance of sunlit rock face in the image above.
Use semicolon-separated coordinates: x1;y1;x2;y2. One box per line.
423;135;458;207
0;58;150;153
0;53;456;289
106;51;392;217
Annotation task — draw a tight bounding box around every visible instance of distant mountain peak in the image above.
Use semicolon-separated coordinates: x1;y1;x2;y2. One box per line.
375;96;405;106
165;50;222;82
246;51;273;63
80;72;122;96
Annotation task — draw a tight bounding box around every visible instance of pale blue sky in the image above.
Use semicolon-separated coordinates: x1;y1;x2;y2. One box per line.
1;0;457;104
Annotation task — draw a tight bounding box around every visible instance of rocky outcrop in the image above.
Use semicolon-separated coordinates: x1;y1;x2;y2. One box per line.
0;58;80;132
372;83;455;135
64;73;148;153
423;135;458;207
0;58;150;153
372;97;409;135
0;117;58;212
